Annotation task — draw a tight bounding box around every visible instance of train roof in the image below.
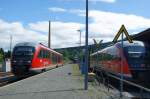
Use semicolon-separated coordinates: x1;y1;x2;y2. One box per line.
38;43;62;56
90;40;145;56
116;40;145;47
15;42;37;47
14;42;62;56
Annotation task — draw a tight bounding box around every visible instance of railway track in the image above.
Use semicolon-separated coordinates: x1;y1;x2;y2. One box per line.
0;74;21;87
0;75;18;87
0;72;38;87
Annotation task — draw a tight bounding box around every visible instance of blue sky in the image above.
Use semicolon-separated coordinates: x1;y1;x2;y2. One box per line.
0;0;150;50
1;0;150;23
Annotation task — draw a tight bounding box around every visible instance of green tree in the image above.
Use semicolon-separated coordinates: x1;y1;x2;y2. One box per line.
0;48;4;62
5;50;11;59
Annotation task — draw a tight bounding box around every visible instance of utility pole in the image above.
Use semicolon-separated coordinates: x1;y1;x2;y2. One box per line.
48;21;51;48
10;35;12;56
84;0;89;90
77;30;81;46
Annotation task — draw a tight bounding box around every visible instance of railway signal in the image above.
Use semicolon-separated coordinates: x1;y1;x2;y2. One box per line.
93;39;103;49
113;24;133;98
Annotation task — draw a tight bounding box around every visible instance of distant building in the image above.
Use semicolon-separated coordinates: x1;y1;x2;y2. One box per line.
2;59;11;72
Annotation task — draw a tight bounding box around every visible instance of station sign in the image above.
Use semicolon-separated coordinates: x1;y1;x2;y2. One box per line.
113;25;133;43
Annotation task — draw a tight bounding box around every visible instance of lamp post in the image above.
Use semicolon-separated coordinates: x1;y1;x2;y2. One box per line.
77;30;81;46
77;30;82;71
48;20;51;48
10;35;12;57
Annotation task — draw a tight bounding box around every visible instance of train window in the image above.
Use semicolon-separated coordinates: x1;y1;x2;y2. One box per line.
42;50;45;58
58;56;60;62
43;50;46;58
14;47;32;52
47;51;50;59
45;50;48;58
42;50;48;59
125;46;145;58
45;51;47;58
38;49;44;58
38;51;41;58
13;46;35;55
127;46;145;53
52;53;57;64
49;52;51;59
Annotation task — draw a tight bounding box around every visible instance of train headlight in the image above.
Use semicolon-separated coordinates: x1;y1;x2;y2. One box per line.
27;61;31;63
13;60;17;63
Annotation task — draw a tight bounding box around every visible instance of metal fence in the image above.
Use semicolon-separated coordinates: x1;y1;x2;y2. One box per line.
95;70;150;99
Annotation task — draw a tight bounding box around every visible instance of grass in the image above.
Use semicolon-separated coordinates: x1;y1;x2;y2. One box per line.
72;64;81;76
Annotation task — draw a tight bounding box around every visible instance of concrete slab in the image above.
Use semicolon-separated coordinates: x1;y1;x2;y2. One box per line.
0;64;117;99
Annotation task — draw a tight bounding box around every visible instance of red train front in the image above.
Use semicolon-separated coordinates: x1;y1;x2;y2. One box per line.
11;42;63;76
90;41;150;83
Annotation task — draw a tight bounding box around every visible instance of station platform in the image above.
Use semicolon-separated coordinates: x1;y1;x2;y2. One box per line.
0;64;120;99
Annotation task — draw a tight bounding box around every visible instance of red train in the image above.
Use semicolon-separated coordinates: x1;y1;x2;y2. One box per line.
90;40;150;83
11;42;63;76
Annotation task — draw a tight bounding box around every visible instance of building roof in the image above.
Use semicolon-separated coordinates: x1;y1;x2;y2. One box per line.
132;28;150;42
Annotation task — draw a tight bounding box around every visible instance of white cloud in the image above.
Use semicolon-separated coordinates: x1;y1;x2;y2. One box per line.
1;9;150;50
48;7;85;16
63;8;150;41
69;9;85;16
88;10;150;41
29;8;150;47
0;19;47;51
48;7;66;12
89;0;116;3
51;8;150;42
29;21;85;48
0;19;85;50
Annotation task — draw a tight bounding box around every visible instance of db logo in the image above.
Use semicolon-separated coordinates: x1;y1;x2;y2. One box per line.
44;62;48;65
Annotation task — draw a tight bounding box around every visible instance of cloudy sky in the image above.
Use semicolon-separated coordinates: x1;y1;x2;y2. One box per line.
0;0;150;50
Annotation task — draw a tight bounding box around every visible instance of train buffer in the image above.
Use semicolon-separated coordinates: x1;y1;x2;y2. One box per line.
0;64;132;99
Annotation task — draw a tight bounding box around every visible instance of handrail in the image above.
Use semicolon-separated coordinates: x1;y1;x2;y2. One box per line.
107;73;150;93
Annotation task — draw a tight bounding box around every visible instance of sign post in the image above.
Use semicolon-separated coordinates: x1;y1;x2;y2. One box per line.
84;0;88;90
113;25;133;97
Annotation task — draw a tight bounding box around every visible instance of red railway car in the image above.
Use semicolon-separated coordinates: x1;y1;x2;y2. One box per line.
11;42;63;76
90;41;150;83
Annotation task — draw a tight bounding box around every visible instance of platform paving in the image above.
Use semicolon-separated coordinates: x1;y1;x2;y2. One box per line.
0;64;122;99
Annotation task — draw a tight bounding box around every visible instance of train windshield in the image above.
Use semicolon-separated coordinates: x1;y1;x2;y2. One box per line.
13;46;35;59
124;46;145;58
